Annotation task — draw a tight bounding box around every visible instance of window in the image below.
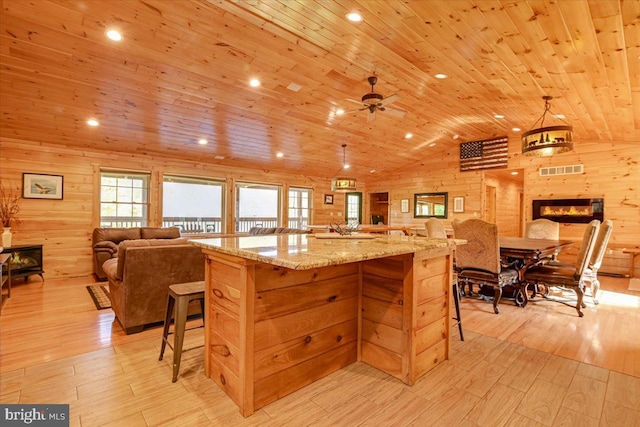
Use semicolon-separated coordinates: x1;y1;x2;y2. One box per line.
163;175;225;233
235;182;281;232
100;171;150;227
288;187;312;229
345;192;362;226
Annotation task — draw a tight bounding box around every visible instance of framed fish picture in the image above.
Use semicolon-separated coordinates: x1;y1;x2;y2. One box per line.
23;173;64;200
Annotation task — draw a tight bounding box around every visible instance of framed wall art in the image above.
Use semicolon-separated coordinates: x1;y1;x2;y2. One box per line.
324;194;334;205
401;198;409;213
23;173;64;200
453;196;465;213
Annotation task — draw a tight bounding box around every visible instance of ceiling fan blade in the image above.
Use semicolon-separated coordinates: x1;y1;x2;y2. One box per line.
341;108;365;115
384;106;407;118
367;109;376;122
345;98;364;105
378;93;401;106
383;106;407;118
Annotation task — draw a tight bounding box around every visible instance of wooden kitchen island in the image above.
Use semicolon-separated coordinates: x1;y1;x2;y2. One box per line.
190;234;461;417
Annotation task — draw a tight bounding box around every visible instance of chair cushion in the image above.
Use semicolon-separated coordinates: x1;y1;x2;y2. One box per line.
524;264;579;287
102;257;118;280
458;267;518;285
140;227;180;239
116;238;189;280
93;227;141;244
93;240;118;253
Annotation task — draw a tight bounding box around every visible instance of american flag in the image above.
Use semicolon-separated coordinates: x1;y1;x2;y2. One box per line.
459;137;509;171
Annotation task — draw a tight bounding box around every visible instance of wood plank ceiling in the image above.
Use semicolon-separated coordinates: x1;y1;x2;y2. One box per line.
1;0;639;181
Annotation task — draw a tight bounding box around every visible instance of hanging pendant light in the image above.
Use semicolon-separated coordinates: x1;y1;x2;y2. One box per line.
522;96;573;157
331;144;357;192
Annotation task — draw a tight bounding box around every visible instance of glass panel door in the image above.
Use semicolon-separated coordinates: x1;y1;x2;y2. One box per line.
345;192;362;226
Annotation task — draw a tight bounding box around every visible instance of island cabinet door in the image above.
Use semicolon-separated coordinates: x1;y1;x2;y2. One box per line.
411;248;451;382
361;254;409;379
251;263;360;411
360;249;451;385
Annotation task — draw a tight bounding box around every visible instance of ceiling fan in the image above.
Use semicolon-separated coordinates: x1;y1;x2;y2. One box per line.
343;76;407;122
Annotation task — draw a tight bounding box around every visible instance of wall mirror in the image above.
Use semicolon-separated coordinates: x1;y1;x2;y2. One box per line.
414;192;448;218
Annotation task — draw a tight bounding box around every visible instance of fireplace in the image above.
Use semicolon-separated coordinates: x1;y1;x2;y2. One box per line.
532;198;604;224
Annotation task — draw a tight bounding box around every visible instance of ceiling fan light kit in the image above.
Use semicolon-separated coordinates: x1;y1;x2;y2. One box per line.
343;76;407;121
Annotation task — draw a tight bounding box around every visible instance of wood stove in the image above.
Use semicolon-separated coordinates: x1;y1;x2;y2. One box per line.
532;198;604;224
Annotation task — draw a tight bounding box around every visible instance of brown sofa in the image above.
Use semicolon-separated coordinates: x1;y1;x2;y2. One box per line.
102;238;205;334
92;227;181;280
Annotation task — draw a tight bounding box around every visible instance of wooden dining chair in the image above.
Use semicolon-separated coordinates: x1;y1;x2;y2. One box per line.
525;218;560;267
426;218;447;238
549;220;613;304
452;219;519;314
523;220;600;317
583;220;613;304
525;218;560;240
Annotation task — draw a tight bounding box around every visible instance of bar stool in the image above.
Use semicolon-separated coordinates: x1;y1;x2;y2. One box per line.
452;282;464;341
159;280;206;382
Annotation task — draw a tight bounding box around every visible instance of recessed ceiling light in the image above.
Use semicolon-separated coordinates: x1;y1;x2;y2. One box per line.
452;134;459;140
214;155;225;160
511;171;519;175
344;164;350;169
249;78;261;87
434;73;448;79
346;12;362;22
369;169;376;173
512;127;521;132
494;114;505;119
428;142;437;147
106;30;122;41
198;139;208;145
405;133;413;139
554;114;566;119
276;152;284;158
87;119;99;126
286;82;301;92
336;109;345;115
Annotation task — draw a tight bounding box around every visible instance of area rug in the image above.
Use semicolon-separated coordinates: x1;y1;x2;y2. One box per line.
629;278;640;291
86;285;112;310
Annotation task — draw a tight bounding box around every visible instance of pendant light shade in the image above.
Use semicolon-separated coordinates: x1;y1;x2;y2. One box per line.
331;177;357;192
331;144;356;192
522;96;573;157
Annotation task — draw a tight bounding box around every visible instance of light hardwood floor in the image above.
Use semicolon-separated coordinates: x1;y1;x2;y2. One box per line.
1;275;639;426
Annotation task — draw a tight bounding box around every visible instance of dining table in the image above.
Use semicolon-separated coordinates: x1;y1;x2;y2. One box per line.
499;237;573;306
500;237;573;276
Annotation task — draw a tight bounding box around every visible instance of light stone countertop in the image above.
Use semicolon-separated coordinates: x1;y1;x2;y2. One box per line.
189;234;464;270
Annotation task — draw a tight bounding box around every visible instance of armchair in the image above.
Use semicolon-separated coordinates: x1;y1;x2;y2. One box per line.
452;219;519;314
583;220;613;304
549;220;613;304
425;218;447;238
523;220;600;317
525;218;559;240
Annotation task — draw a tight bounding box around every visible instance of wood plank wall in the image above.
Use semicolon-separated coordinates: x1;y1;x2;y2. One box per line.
484;173;523;238
0;137;359;279
368;136;640;273
1;135;638;279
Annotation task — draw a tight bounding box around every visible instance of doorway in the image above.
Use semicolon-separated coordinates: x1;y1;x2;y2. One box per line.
345;192;363;226
369;192;389;224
